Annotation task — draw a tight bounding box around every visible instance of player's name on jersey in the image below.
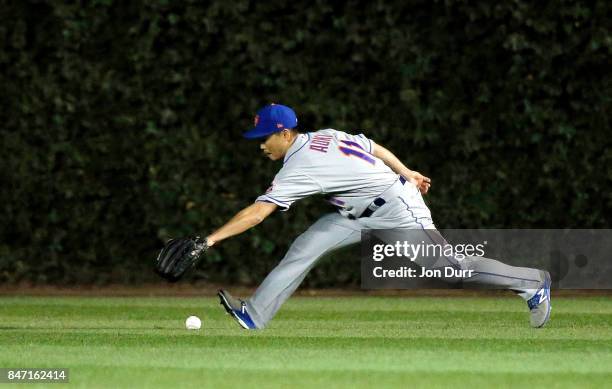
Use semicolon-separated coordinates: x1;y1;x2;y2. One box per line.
372;266;474;278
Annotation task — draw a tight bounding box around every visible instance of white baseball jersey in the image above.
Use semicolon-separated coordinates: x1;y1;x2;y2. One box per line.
256;129;399;218
246;130;545;330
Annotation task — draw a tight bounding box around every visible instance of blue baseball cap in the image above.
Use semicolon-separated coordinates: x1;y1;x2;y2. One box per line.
243;103;298;139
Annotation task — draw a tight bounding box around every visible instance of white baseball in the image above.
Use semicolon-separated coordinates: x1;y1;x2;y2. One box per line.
185;315;201;330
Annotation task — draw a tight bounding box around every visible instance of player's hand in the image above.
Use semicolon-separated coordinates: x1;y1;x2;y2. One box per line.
407;171;431;194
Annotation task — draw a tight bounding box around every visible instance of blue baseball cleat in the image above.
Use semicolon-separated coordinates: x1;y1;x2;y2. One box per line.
218;289;258;330
527;271;552;328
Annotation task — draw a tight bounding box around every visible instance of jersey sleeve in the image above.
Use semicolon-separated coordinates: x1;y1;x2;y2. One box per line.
255;170;321;211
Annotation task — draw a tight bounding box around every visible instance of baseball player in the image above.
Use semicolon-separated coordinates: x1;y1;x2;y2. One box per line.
208;103;551;330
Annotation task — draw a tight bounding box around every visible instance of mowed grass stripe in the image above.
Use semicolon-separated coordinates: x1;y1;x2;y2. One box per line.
1;332;611;353
75;368;612;389
2;345;612;374
1;325;610;341
1;315;611;337
8;366;612;389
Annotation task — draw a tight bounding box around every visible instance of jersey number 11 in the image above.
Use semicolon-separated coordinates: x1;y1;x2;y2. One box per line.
338;140;375;165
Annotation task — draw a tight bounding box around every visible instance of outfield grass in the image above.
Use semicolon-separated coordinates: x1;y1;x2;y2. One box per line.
0;294;611;388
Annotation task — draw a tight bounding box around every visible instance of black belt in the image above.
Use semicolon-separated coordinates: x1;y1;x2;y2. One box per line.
349;176;408;219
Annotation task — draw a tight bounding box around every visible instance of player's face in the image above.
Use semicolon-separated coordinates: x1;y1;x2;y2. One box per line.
260;131;291;161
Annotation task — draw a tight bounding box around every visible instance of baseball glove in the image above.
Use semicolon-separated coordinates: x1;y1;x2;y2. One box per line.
155;236;208;282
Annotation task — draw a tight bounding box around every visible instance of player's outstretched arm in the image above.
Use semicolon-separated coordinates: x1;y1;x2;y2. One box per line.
206;201;277;247
372;143;431;194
